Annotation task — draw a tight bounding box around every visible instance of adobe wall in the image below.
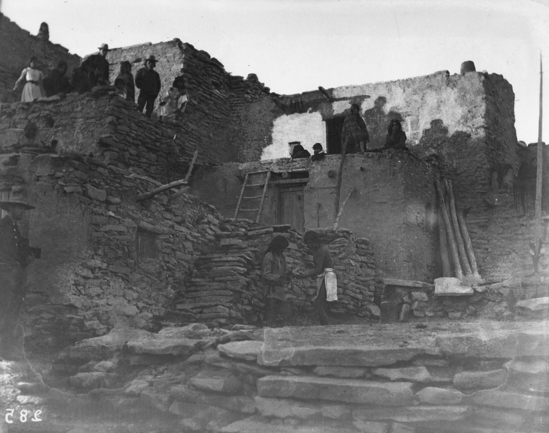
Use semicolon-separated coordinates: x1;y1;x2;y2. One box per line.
106;40;272;163
245;71;517;206
190;152;438;282
0;14;80;103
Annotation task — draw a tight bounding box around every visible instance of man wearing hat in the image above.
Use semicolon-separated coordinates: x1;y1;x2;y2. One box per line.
81;43;110;89
135;55;161;118
0;190;39;360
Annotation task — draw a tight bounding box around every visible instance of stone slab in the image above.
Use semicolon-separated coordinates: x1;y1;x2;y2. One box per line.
254;396;321;419
372;366;431;382
313;366;368;378
516;297;549;311
454;369;507;390
257;375;415;405
415;387;463;405
353;405;471;423
218;340;263;361
58;326;151;362
259;325;440;367
126;337;204;356
434;277;474;296
383;278;434;289
471;389;549;412
221;417;357;433
435;322;549;359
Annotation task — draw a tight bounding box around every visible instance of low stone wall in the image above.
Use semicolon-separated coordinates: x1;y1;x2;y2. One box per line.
176;222;382;326
25;322;548;433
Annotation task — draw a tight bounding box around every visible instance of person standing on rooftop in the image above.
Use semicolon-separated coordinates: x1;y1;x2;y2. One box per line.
13;56;45;102
136;55;161;118
341;103;369;154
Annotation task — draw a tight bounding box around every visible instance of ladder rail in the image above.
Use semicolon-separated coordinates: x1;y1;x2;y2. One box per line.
233;173;249;220
255;171;271;223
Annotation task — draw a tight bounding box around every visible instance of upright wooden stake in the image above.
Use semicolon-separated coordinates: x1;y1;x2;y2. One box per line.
535;53;544;241
435;178;463;280
445;179;472;277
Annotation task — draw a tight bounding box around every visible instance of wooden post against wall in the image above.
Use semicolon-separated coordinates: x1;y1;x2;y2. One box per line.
536;53;544;241
435;178;463;280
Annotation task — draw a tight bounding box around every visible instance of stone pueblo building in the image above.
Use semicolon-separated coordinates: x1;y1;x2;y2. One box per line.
0;15;548;433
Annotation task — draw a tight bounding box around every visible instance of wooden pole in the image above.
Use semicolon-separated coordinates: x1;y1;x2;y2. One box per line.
137;178;188;201
168;150;199;201
435;178;463;280
457;208;481;279
333;148;347;223
333;188;356;230
445;179;472;276
535;53;544;241
438;206;452;277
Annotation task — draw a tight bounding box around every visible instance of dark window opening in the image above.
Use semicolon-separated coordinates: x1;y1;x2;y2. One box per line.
325;117;345;154
136;229;159;261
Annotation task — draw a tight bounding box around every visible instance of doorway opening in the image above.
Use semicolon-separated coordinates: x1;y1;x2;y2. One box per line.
325;117;345;154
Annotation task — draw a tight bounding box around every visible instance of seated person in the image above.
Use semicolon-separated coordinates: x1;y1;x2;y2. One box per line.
384;119;407;150
157;87;189;121
311;143;326;161
43;60;71;96
291;144;311;159
114;77;126;98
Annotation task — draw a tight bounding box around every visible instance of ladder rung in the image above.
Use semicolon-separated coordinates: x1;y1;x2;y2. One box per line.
243;195;263;199
239;208;259;212
247;183;266;187
247;171;270;175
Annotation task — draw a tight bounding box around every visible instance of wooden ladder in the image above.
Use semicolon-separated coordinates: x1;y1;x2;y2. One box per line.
233;171;271;223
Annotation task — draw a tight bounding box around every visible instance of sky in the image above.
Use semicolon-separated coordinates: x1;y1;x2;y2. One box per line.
1;0;549;143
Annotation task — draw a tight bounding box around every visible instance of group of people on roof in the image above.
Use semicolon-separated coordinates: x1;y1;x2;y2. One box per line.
290;104;408;160
13;33;188;121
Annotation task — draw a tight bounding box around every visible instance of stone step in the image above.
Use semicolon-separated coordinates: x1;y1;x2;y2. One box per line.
258;325;440;367
221;417;357;433
257;375;415;405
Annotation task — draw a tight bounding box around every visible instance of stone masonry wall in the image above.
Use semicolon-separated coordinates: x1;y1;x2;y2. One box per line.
175;222;382;325
1;149;224;353
0;91;190;183
0;14;81;103
107;40;271;164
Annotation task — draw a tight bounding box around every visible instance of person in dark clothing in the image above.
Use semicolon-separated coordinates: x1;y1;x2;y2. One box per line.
117;61;135;102
291;144;311;159
311;143;326;161
136;55;161;118
341;103;369;153
293;230;336;326
261;235;290;326
80;43;110;88
0;191;39;360
43;60;71;96
384;119;407;150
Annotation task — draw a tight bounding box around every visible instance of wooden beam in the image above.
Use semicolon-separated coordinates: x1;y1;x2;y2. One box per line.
137;178;188;201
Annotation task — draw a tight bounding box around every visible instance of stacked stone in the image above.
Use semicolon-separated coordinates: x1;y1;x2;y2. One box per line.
2;150;226;352
176;223;380;325
46;322;549;433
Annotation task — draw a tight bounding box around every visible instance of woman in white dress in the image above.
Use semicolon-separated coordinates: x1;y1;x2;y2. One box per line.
13;57;44;102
